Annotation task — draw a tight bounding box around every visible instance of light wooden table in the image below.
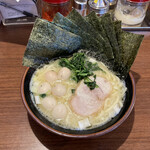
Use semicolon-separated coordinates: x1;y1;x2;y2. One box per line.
0;25;150;150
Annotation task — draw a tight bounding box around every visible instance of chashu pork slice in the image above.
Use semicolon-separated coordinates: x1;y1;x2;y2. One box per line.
70;77;112;116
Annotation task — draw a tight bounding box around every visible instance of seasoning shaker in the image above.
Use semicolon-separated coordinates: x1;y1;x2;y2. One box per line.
88;0;110;16
74;0;88;16
114;0;150;27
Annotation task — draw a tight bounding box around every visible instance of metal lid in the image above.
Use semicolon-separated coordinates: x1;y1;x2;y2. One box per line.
89;0;109;8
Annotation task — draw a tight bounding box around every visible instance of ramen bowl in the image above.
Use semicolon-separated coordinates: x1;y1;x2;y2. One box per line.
21;67;136;138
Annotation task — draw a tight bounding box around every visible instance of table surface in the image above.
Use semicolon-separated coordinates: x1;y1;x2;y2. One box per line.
0;24;150;150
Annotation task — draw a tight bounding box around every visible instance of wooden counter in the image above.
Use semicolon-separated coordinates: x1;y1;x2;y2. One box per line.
0;24;150;150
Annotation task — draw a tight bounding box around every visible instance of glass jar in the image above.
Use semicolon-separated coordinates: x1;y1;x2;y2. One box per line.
41;0;72;22
114;0;150;26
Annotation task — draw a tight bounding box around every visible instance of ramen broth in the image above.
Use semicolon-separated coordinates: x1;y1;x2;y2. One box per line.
30;56;127;130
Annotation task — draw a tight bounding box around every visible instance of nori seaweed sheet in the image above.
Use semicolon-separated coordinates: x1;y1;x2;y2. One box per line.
113;20;144;77
85;12;114;60
53;13;104;53
66;9;106;54
78;49;113;69
23;18;82;67
120;31;144;77
23;55;50;68
113;20;124;73
114;20;122;51
99;13;120;66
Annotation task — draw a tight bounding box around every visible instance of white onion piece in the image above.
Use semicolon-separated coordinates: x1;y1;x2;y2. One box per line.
45;71;57;83
58;67;71;80
78;118;91;129
38;82;51;94
52;104;67;120
41;96;57;111
35;96;41;104
52;83;67;97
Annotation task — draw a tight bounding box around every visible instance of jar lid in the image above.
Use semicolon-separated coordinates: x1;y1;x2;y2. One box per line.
43;0;69;4
127;0;149;3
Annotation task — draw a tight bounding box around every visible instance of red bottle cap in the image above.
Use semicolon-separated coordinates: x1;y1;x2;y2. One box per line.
43;0;69;4
127;0;149;3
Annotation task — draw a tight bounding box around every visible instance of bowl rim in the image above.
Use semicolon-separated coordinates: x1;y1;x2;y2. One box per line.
21;67;136;138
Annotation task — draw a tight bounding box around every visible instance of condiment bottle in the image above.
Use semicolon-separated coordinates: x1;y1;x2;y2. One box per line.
41;0;72;22
74;0;88;16
88;0;109;16
114;0;150;27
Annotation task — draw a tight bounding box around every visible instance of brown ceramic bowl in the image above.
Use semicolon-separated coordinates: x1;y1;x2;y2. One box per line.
21;67;136;138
